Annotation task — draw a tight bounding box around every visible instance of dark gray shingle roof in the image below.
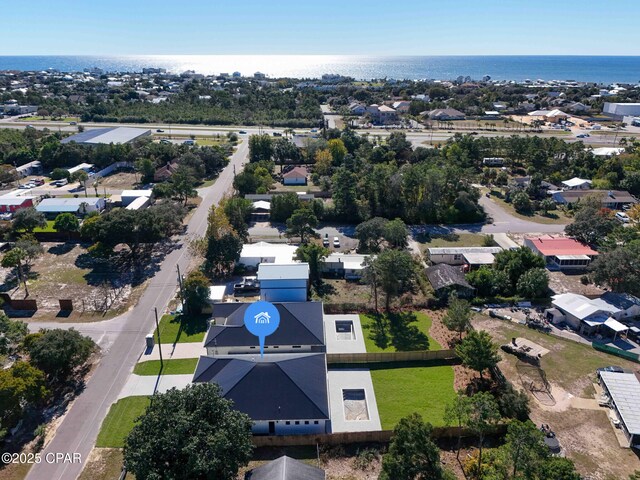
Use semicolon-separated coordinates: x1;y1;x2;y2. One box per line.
425;264;473;291
205;302;324;348
193;353;329;421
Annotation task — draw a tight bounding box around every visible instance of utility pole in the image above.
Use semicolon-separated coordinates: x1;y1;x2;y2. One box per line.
154;307;163;367
176;264;186;314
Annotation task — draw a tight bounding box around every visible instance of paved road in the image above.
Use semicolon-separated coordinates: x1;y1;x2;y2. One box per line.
248;196;567;245
25;139;249;480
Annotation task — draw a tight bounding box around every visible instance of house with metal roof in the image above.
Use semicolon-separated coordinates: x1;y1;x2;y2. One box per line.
239;242;298;268
245;456;325;480
205;301;325;355
599;371;640;448
192;353;330;435
525;236;598;271
548;293;629;337
257;263;309;302
561;177;592;190
61;127;151;145
551;189;637;210
0;195;35;214
321;253;370;279
36;197;105;218
427;247;502;267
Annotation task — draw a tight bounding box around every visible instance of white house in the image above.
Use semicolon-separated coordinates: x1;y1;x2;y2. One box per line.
282;167;308;186
36;197;106;217
257;263;310;302
193;353;329;435
239;242;298;268
392;101;411;113
561;177;592;190
121;189;153;207
322;253;370;279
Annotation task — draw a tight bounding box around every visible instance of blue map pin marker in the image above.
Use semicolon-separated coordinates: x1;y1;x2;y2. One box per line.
243;301;280;357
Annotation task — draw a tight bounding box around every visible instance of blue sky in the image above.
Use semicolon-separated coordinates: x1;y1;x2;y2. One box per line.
1;0;639;55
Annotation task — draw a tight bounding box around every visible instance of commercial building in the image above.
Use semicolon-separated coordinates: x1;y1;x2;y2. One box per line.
603;102;640;119
61;127;151;145
257;263;309;302
524;236;598;270
0;195;35;214
599;371;640;448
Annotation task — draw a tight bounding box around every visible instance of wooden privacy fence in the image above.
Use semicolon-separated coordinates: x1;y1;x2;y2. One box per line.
252;425;507;447
326;349;457;365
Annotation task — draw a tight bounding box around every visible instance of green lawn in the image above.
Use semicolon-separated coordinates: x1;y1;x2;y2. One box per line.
133;358;198;375
359;311;442;352
96;396;150;448
154;314;209;344
416;232;491;251
31;220;56;233
20;116;80;123
371;365;456;429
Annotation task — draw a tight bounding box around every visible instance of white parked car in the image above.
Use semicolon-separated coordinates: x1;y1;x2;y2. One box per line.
616;212;630;223
333;236;340;248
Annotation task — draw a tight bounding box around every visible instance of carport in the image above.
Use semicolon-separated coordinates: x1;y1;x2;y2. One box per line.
604;317;628;342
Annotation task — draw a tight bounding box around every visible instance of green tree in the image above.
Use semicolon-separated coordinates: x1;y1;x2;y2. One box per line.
565;197;617;246
327;138;348;165
590;243;640;295
0;362;48;435
367;249;415;311
170;165;198;205
494;247;546;292
380;413;444;480
538;457;580;480
135;158;156;183
71;170;89;197
296;243;329;284
15;234;44;267
53;213;80;240
2;247;30;296
124;383;253;480
181;270;210;314
270;192;301;222
466;392;501;477
445;392;472;460
25;328;96;383
504;420;548;478
12;207;46;233
540;198;556;215
222;197;253;240
50;168;71;180
466;266;510;298
248;134;273;162
383;218;409;249
455;330;500;379
496;383;530;420
0;314;28;356
511;191;532;213
355;217;388;252
201;206;242;279
314;148;333;176
285;207;318;243
442;295;472;341
516;267;549;298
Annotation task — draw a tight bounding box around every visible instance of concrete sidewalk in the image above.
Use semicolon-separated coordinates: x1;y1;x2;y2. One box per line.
140;342;206;361
118;374;193;399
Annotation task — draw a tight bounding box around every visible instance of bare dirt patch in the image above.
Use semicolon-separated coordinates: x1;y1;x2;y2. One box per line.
0;243;152;321
97;171;139;190
474;315;640;478
547;270;605;296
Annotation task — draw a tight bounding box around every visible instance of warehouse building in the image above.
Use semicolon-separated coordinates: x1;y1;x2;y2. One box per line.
61;127;151;145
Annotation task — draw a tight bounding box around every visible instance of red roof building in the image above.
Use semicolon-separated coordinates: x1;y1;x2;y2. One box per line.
282;167;308;185
524;236;598;271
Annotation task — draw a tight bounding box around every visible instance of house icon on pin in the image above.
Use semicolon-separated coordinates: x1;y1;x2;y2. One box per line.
254;312;271;324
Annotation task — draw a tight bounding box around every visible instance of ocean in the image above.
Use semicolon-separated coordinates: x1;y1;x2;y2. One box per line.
0;55;638;84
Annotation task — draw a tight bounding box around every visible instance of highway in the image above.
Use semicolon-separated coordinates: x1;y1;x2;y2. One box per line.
24;138;249;480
